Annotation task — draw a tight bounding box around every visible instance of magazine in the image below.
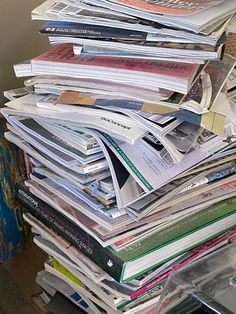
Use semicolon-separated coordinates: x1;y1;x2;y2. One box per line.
50;35;225;61
37;270;100;314
2;94;147;144
31;43;200;94
99;0;224;16
84;0;236;32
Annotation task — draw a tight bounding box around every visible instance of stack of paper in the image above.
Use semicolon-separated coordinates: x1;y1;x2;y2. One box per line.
2;0;236;313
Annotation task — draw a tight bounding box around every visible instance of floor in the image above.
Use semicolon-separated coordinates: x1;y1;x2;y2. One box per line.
0;242;46;314
0;265;35;314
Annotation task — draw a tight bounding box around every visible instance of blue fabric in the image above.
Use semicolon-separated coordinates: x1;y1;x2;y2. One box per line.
0;117;26;260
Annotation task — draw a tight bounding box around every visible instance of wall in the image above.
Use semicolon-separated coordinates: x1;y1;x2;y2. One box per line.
0;0;49;104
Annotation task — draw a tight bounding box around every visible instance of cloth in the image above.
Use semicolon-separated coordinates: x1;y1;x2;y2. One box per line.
0;115;26;260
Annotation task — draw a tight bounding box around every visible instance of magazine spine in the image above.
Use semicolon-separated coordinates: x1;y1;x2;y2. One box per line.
40;23;148;40
17;184;124;282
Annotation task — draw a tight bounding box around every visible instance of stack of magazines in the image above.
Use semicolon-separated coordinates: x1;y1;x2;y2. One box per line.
2;1;236;313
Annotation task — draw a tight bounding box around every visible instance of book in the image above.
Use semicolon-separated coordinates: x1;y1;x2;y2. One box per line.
29;213;163;312
34;221;236;304
129;228;236;287
17;183;236;282
28;211;236;308
13;60;32;77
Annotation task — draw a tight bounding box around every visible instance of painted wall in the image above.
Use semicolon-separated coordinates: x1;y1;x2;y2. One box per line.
0;0;49;104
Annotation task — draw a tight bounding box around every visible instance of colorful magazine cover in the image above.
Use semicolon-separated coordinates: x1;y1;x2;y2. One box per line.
107;0;224;16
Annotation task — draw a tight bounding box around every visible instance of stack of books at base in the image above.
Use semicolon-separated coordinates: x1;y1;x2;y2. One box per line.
2;1;236;313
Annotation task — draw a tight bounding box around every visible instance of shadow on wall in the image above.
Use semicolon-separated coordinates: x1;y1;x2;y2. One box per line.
0;0;49;105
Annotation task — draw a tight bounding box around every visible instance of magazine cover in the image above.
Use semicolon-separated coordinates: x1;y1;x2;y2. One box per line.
34;44;196;79
107;0;224;16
